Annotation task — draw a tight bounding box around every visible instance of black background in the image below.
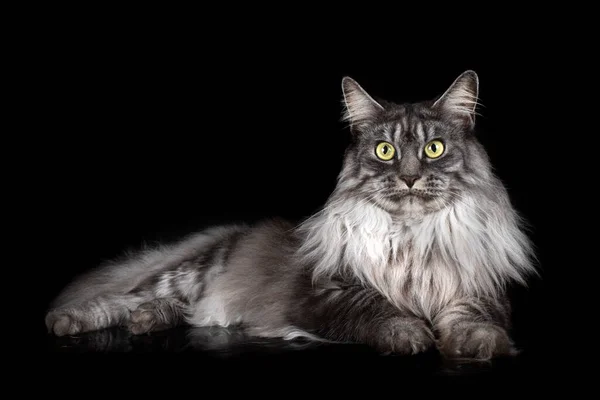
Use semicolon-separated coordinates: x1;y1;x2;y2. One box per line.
31;8;589;385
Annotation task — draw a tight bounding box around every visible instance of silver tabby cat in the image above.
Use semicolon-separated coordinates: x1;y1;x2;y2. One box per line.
46;71;536;360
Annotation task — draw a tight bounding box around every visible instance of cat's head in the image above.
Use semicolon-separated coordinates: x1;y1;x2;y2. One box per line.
337;70;494;219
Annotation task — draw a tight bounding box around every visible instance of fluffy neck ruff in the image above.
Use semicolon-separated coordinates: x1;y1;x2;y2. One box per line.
296;191;536;319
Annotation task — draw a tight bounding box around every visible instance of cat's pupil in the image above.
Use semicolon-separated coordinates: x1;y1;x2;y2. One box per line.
383;146;389;154
430;143;437;152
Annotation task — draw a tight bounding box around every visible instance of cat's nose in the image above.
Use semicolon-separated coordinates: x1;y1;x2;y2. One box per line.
401;175;420;188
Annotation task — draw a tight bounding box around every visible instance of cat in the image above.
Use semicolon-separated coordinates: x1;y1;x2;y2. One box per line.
45;70;536;360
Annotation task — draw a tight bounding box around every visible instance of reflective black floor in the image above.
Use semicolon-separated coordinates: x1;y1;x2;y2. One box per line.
44;325;551;380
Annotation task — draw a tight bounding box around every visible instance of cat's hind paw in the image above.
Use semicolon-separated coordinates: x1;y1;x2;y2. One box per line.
45;310;82;337
128;301;170;335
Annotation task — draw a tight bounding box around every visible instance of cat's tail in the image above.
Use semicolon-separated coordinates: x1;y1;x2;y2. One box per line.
48;225;248;310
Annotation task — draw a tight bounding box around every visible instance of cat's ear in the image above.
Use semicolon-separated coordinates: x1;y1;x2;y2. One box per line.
341;77;384;128
432;70;480;127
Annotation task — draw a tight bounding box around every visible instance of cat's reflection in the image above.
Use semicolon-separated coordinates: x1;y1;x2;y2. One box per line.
47;326;518;376
48;325;321;355
185;326;322;356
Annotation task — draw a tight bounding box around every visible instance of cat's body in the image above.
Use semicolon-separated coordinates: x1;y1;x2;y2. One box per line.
46;71;536;360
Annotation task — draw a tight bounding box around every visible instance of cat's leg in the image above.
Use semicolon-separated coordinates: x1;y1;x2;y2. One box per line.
432;297;517;360
128;297;186;335
305;285;435;355
45;293;150;336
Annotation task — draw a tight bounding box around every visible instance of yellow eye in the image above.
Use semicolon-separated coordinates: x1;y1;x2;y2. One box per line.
424;140;445;159
375;142;395;161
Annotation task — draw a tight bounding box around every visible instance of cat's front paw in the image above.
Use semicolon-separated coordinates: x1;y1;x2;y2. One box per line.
372;317;435;355
438;323;517;360
45;310;82;336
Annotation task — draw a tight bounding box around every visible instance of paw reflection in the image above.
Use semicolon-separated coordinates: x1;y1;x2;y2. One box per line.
49;326;134;352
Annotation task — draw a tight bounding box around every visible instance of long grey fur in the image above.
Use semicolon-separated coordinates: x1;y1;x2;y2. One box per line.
45;70;537;360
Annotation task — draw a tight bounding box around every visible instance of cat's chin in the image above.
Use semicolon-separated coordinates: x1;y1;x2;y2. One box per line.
380;194;447;219
397;198;429;219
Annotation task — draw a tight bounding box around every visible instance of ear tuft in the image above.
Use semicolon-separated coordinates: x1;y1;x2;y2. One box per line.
433;70;480;126
341;77;384;127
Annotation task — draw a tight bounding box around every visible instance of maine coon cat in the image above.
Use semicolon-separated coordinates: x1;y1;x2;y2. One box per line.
45;70;536;360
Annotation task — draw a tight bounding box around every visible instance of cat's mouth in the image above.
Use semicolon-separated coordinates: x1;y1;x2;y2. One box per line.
387;189;436;200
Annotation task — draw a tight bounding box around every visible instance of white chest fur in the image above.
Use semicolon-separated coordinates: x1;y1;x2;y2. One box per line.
299;195;534;320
